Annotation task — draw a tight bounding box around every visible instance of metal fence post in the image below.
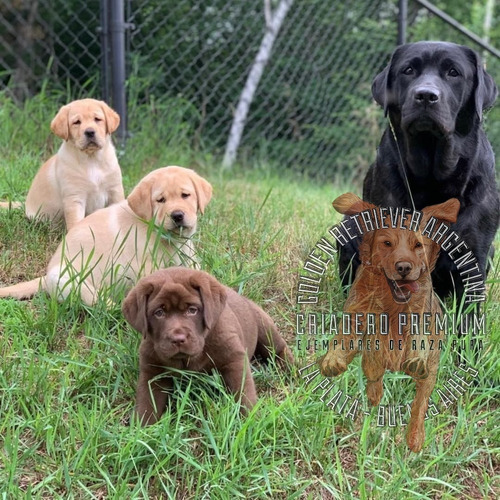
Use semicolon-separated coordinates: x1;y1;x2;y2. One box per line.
398;0;407;45
99;0;110;105
109;0;127;143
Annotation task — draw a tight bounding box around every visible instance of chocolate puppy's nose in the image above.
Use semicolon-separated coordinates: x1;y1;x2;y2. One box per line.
84;128;96;139
396;261;412;277
170;332;187;346
171;211;185;224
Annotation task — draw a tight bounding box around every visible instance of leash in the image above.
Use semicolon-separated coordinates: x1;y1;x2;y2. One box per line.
386;118;438;308
388;117;416;212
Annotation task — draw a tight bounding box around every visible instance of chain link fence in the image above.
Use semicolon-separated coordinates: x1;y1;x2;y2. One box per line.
0;0;498;180
0;0;102;100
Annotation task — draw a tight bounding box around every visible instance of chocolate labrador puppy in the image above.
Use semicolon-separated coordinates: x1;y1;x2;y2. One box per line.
340;42;499;304
122;267;294;425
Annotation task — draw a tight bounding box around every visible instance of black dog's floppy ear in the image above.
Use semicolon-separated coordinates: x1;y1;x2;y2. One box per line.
372;64;390;115
122;280;155;336
192;272;227;331
372;45;407;116
468;48;498;122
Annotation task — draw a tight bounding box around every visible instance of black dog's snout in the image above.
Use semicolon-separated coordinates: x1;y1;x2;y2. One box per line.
171;211;185;224
84;128;96;139
414;86;440;105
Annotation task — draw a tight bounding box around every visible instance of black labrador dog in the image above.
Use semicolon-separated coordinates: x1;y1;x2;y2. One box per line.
340;41;499;305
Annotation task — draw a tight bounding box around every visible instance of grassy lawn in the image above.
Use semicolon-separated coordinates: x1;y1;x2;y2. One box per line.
0;95;498;499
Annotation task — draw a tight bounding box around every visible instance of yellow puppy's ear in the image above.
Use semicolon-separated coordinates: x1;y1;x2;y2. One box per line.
332;193;376;215
191;173;213;214
128;178;153;220
50;104;70;140
100;101;120;134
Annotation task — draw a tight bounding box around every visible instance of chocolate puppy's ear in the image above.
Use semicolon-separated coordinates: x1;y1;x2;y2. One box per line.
193;273;227;331
122;281;154;336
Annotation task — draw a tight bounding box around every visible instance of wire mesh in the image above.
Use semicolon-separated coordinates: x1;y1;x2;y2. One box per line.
0;0;102;101
0;0;498;180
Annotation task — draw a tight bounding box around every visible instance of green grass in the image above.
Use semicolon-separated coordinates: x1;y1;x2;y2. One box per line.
0;93;498;499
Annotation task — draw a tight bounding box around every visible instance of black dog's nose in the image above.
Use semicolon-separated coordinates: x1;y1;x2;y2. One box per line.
171;211;185;225
84;128;96;139
396;261;412;277
414;86;440;105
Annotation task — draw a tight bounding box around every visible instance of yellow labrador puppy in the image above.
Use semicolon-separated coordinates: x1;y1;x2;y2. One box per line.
0;99;124;230
0;166;212;306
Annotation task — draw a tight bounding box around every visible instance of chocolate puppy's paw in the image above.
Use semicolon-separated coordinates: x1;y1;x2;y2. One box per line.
277;345;295;370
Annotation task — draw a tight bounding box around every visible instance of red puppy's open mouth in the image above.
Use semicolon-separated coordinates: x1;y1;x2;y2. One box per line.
384;273;420;303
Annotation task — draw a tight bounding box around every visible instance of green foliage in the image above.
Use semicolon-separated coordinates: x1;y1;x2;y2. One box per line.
0;94;498;498
0;0;101;99
1;1;499;180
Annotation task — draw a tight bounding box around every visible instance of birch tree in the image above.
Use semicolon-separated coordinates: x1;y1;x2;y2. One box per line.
222;0;294;168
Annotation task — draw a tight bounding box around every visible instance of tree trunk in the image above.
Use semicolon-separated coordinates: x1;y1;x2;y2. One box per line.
482;0;494;62
222;0;294;168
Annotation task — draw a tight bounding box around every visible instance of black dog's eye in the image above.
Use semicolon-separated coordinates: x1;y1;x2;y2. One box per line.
94;117;102;122
156;196;166;203
73;120;81;125
181;193;191;199
384;241;392;247
186;306;198;316
403;66;414;75
415;241;423;248
153;308;165;318
448;68;459;77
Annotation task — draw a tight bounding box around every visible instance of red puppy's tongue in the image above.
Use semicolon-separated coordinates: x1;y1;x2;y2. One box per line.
396;281;419;293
